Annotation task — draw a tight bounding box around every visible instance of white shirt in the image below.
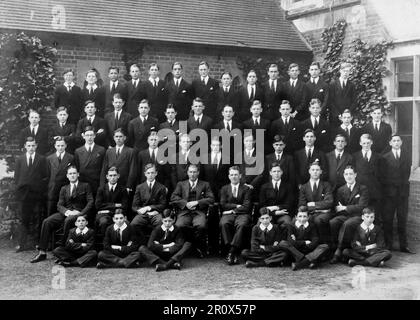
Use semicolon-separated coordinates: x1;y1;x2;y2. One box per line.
30;124;39;135
259;223;273;232
87;115;95;123
311;77;319;84
393;149;401;159
75;227;89;235
201;76;209;85
282;116;290;125
339;78;347;87
224;120;232;130
269;79;277;91
372;121;381;130
210;152;221;164
132;79;139;87
245;148;254;157
311;115;320;127
65;82;75;90
26;153;34;166
252;116;261;126
231;183;239;197
360;223;375;232
149;148;157;159
362;150;372;161
272;179;281;190
110;80;119;88
108;183;117;192
161;225;175;232
341;123;352;131
147;179;155;190
56;152;64;161
70;181;78;194
310;179;319;191
85;143;95;152
115;145;124;154
140;115;148;122
115;110;122;120
174;77;182;86
247;84;256;98
194;114;203;123
86;84;97;91
335;150;343;159
347;182;356;192
305;146;314;155
223;86;230;92
114;222;127;232
274;152;283;161
149;77;160;85
290;79;297;86
295;221;309;229
189;180;197;189
181;150;190;162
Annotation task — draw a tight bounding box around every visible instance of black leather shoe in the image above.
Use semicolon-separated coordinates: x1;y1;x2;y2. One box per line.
58;261;72;268
226;253;235;265
291;262;298;271
172;262;181;270
155;263;167;272
309;262;317;269
330;255;340;264
15;245;25;253
245;260;262;268
96;262;107;269
30;253;46;263
196;248;206;259
400;247;416;254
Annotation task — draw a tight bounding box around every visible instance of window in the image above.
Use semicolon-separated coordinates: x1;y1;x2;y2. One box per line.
394;58;414;97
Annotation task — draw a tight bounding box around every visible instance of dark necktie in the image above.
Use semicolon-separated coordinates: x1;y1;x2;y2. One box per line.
307;148;312;160
396;151;400;162
363;152;368;161
299;225;305;233
196;117;200;126
250;86;255;100
336;153;341;162
263;228;268;242
375;123;379;132
225;87;228;94
116;228;122;242
116;148;120;158
89;88;92;95
164;229;169;241
270;81;274;91
71;184;76;197
312;182;318;194
233;186;237;198
176;79;179;88
275;182;279;195
148;182;153;193
202;78;205;85
226;122;231;132
151;150;156;163
88;117;92;125
28;156;33;168
133;80;137;88
111;82;116;92
115;113;119;128
110;186;114;196
58;154;62;164
88;146;92;154
314;118;318;129
31;127;35;136
254;119;258;126
345;127;350;137
212;154;218;170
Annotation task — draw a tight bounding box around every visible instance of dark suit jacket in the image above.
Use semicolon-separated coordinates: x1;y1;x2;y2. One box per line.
262;80;284;119
187;115;213;134
143;79;168;121
259;181;294;213
170;180;215;212
57;182;94;216
192;77;219;120
48;121;77;153
243;117;271;152
287;222;319;252
201;155;230;201
65;227;95;253
103;81;126;113
325;151;353;190
300;117;333;153
136;148;169;187
166;78;193;121
132;181;167;213
250;224;285;253
264;153;296;187
298;180;333;212
334;126;361;154
335;183;369;216
212;120;243;132
103;224;140;255
100;146;137;189
380;150;411;197
104;111;132;146
283;79;307;120
237;85;264;121
361;122;392;154
304;77;329;115
352;151;382;200
54;84;84;124
169;152;198;191
95;183;129;213
127;116;159;150
270;117;303;153
216;86;239;121
14;153;48;201
74;144;106;187
148;225;185;254
20;125;49;155
124;80;147;117
351;224;386;253
75;116;107;148
81;86;106;117
293;148;327;185
328;79;357;119
237;150;265;190
46;152;74;200
219;183;252;215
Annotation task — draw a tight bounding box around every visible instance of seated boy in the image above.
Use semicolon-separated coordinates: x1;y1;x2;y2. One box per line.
139;209;192;272
97;209;142;268
241;208;288;268
343;208;392;267
76;100;107;148
52;215;97;267
279;206;329;270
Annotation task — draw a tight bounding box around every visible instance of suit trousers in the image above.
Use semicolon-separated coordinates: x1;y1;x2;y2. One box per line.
342;248;392;267
95;213;113;236
329;215;362;250
278;240;329;263
17;199;44;247
241;248;288;266
207;205;220;254
130;213;162;237
383;194;408;249
98;250;141;268
175;210;207;251
52;247;97;267
38;213;78;251
139;242;192;265
219;214;251;253
310;211;333;244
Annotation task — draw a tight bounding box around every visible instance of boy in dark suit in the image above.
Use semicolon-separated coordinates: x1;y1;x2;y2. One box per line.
31;165;94;263
19;110;49;156
305;62;329;117
48;107;77;154
283;63;307;121
243;100;271;153
169;133;194;192
139;209;192;271
82;69;106;117
294;129;327;188
361;106;392;154
104;66;126;114
280;206;330;270
103;93;132;147
54;69;84;125
186;97;213;134
270;100;302;154
100;128;137;192
75;100;107;148
131;163;167;237
170;164;215;257
127;99;159;151
213;105;243;132
219;166;252;265
97;210;141;268
343;208;392;267
381;135;414;253
328;62;357;127
192;61;218;120
14;137;48;252
46;137;74;216
334;109;361;154
124;64;146;117
216;72;238;121
52;215;97;267
74;126;106;197
95;167;129;236
298;161;334;244
325;134;353;192
237;70;264;122
144;63;168;123
241;209;288;268
259;162;294;228
166;62;193;121
330;165;369;263
300;98;332;153
262;63;284;120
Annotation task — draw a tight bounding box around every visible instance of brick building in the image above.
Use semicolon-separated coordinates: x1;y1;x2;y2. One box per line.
280;0;420;238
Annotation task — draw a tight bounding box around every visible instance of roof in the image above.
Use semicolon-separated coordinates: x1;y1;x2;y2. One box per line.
0;0;311;52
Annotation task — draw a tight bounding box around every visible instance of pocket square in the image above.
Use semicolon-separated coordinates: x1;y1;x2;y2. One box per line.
355;194;360;198
321;130;326;134
210;87;213;91
182;90;186;93
319;89;324;92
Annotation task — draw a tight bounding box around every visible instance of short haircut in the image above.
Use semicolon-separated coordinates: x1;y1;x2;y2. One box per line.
193;97;204;105
297;206;309;214
371;106;383;113
259;207;272;217
67;165;78;173
198;61;209;68
86;69;97;77
172;62;183;69
223;105;234;111
303;128;315;136
165;104;176;112
56;106;68;114
310;98;321;106
344;164;356;173
229;165;241;174
130;63;140;70
108;66;119;73
62;68;74;76
84;100;95;107
139;99;149;106
334;134;347;142
268;63;278;70
107;166;119;174
251;100;262;107
113;93;124;101
148;131;158;139
270;161;283;171
310;61;321;69
272;135;286;144
144;163;157;172
309;161;321;169
54;136;66;143
362;207;374;215
221;71;232;78
360;133;373;142
162;208;175;220
113;128;126;136
28;109;40;117
113;208;125;217
390;134;402;141
341;108;352;116
243;132;254;141
83;126;95;134
288;63;299;70
247;69;257;76
187;163;200;172
281;100;291;106
149;63;159;70
25;136;36;144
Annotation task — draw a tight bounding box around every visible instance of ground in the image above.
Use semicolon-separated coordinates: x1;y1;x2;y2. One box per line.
0;240;419;300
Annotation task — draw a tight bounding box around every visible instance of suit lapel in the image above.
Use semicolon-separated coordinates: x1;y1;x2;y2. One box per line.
349;184;359;202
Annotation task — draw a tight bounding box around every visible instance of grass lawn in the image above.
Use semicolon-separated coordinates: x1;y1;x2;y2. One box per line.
0;241;419;300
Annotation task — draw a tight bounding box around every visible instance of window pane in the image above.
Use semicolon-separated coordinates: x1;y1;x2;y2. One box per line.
395;59;414;97
395;102;412;161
